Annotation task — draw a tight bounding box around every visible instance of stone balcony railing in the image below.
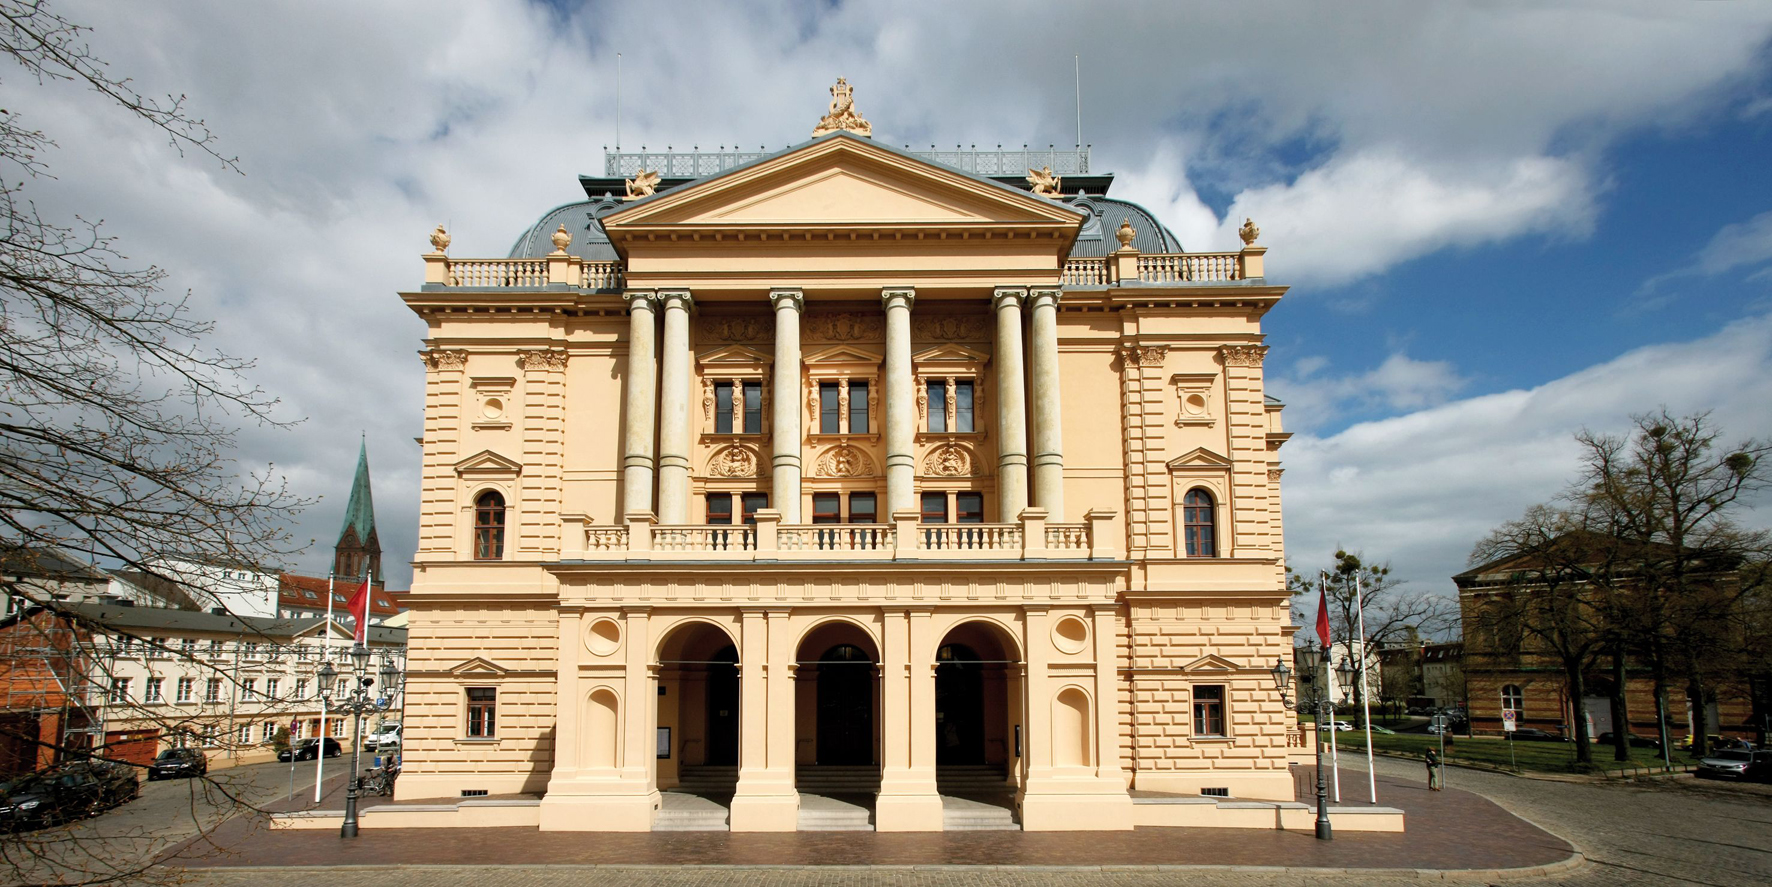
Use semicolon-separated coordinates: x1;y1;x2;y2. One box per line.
562;508;1120;563
424;250;626;291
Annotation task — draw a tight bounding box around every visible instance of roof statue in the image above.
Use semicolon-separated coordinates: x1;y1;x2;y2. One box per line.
1027;165;1062;198
1115;218;1136;249
812;77;872;138
550;224;572;254
1238;217;1261;246
428;224;451;254
624;169;660;200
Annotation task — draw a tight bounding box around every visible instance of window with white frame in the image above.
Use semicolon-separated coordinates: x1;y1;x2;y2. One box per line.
237;723;252;745
180;638;197;657
265;678;280;700
149;637;169;659
205;678;223;703
295;678;309;700
1501;684;1524;717
108;677;131;704
261;721;276;743
241;678;257;701
176;677;194;703
144;677;164;703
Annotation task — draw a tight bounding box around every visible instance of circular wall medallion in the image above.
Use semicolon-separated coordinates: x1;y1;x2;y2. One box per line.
1052;615;1089;655
585;617;622;656
482;397;504;419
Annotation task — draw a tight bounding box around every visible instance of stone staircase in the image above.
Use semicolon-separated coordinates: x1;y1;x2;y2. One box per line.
672;765;738;794
795;765;882;795
935;764;1015;795
653;791;730;831
937;764;1019;830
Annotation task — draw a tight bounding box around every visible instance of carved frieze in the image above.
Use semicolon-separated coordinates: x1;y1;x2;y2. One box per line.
912;314;989;342
1119;345;1169;368
707;444;759;478
698;316;770;343
803;311;883;343
1268;468;1284;482
923;443;975;477
815;444;876;478
515;349;568;371
423;349;468;370
1219;345;1269;367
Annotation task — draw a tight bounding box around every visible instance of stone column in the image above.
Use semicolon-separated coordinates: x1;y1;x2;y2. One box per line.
655;290;694;524
876;606;942;831
620;291;658;516
881;288;916;515
730;607;798;830
993;287;1029;520
1028;288;1066;520
769;288;805;523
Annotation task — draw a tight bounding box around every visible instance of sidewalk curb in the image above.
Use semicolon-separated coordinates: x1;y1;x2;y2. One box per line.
182;853;1587;879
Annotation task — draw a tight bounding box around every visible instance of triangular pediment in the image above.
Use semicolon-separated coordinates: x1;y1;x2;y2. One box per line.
912;343;989;363
455;449;523;475
805;345;882;364
1167;447;1233;469
448;656;509;677
1180;654;1240;673
698;344;773;366
603;135;1084;231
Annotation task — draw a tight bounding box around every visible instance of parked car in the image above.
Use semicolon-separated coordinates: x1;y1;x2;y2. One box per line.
148;747;209;781
1596;731;1663;750
1696;748;1771;781
278;738;342;762
364;723;401;751
1506;727;1564;742
1329;721;1354;732
0;774;62;832
68;761;139;807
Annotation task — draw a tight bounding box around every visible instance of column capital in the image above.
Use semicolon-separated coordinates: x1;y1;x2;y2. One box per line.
623;290;657;310
768;287;804;312
656;288;694;311
880;287;916;310
991;286;1026;310
1027;288;1063;309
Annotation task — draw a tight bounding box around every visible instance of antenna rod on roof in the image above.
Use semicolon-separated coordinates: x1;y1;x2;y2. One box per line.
1074;54;1083;152
616;53;623;153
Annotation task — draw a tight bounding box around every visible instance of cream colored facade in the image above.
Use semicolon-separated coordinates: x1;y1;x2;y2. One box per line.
396;129;1297;832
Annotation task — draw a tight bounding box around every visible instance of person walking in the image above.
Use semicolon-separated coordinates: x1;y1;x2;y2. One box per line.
1425;747;1442;791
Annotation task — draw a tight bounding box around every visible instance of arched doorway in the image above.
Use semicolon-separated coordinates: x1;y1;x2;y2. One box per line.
933;621;1020;772
936;644;985;764
816;644;874;765
655;621;741;786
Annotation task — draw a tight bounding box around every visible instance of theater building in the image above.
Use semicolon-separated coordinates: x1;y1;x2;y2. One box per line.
395;84;1298;832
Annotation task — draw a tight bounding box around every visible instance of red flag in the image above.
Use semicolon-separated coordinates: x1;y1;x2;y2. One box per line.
345;576;372;645
1315;578;1332;650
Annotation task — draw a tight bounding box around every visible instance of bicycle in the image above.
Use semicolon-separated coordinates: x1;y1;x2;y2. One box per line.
359;761;399;797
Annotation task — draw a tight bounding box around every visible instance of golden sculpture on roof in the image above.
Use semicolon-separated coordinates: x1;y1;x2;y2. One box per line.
1027;166;1062;198
812;77;872;138
1238;217;1261;246
624;169;660;200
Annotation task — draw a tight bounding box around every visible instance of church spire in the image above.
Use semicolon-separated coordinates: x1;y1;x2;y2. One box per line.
334;437;381;582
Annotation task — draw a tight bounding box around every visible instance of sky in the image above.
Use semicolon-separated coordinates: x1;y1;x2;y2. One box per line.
15;1;1772;614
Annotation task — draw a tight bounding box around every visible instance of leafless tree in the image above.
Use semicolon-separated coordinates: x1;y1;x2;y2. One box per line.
0;2;309;883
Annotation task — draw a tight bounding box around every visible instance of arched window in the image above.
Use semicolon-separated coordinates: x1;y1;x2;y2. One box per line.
1500;684;1523;716
1182;489;1217;557
474;491;506;560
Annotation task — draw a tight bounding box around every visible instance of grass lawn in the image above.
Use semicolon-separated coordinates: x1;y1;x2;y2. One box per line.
1315;728;1692;775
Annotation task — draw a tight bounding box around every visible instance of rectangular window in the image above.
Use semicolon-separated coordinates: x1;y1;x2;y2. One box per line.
742;381;762;433
706;494;733;525
466;687;497;738
926;380;948;432
238;724;252;745
149;637;169;659
242;642;257;659
180;638;196;657
266;678;280;700
108;678;131;704
262;721;276;743
295;678;309;700
713;381;734;433
848;381;869;433
205;678;223;703
332;719;345;737
848;492;877;524
1193;685;1227;737
819;382;841;434
921;491;948;523
209;639;224;658
956;492;985;524
242;678;257;701
955;380;974;433
144;678;164;703
740;492;769;524
812;492;842;524
176;677;194;703
202;725;216;746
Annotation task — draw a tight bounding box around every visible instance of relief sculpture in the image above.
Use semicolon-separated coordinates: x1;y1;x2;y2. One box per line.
707;444;759;478
923;442;975;477
804;311;883;343
815;444;876;478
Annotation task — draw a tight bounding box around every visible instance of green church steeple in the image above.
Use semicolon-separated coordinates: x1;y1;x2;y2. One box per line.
334;437;381;582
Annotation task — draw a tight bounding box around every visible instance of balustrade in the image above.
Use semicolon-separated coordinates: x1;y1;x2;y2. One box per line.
449;259;547;287
653;525;755;552
779;524;895;552
1061;257;1108;286
919;524;1020;552
1044;524;1089;551
565;511;1116;562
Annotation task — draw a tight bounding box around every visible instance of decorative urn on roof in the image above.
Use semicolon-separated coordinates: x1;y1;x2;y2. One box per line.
812;77;872;138
428;225;451;254
550;224;572;254
1239;217;1260;246
1115;218;1137;250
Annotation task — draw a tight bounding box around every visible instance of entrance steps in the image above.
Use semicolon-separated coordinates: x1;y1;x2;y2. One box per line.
936;764;1014;794
672;765;738;793
795;765;882;794
941;794;1019;830
653;791;729;831
796;791;874;830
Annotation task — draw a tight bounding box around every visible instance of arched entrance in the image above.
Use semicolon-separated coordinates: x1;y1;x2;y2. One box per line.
794;620;882;768
933;621;1020;772
655;621;740;787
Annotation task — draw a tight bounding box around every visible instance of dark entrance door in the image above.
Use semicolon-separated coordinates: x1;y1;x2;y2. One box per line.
705;644;740;765
935;644;985;764
816;644;875;765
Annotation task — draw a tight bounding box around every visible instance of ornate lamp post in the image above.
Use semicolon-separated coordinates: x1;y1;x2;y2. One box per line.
317;644;397;838
1274;644;1335;840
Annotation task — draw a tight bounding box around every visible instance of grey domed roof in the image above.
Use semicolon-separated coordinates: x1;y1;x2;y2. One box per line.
508;197;624;261
1061;196;1183;257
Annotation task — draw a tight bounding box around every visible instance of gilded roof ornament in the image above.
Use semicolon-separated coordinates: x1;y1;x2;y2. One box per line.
550;224;572;254
428;224;451;254
1115;218;1136;249
1026;165;1062;198
1238;217;1261;246
624;169;660;200
812;77;873;138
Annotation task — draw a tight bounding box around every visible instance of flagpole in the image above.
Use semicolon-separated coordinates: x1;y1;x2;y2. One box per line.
316;570;334;803
1356;573;1377;804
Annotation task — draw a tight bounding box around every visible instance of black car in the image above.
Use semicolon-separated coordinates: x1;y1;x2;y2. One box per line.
1596;731;1662;750
68;761;139;807
1507;727;1564;741
148;747;209;781
278;738;342;762
48;764;121;816
0;774;62;832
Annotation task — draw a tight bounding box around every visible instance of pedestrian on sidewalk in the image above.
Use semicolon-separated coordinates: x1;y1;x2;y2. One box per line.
1425;748;1442;791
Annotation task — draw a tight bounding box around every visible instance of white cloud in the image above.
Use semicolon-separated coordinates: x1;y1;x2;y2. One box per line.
1281;313;1772;596
1272;352;1470;433
12;1;1772;586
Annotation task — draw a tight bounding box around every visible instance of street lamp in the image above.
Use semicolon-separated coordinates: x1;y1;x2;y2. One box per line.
1275;646;1333;841
319;644;393;838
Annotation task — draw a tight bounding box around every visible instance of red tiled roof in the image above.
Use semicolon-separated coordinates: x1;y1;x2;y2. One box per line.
277;573;405;617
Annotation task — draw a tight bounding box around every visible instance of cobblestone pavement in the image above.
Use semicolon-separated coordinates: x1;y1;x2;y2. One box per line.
174;756;1772;887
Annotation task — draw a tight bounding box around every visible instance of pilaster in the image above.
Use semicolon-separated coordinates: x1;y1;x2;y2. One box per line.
875;605;941;831
730;608;797;830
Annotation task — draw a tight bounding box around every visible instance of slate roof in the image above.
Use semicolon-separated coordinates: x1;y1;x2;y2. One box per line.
51;601;407;645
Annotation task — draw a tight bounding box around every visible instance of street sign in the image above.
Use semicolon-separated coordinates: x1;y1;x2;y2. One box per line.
1502;709;1517;732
